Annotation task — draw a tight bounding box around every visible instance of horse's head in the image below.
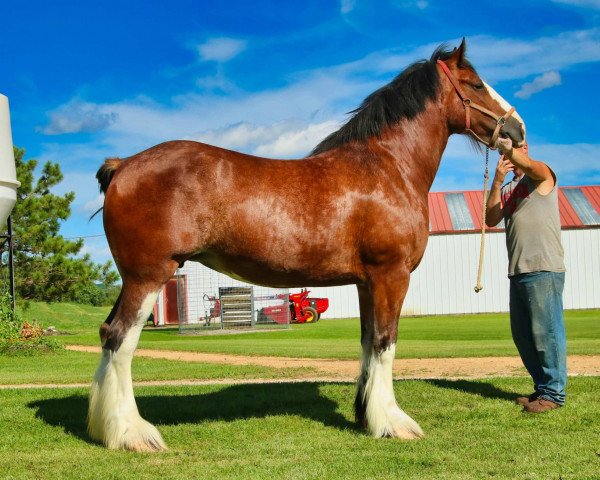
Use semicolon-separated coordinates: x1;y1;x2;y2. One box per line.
437;39;525;149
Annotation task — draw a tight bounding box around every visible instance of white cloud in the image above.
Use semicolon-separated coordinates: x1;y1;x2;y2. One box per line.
465;29;600;83
193;122;282;151
394;0;429;9
197;37;247;62
530;142;600;185
42;28;600;153
254;120;341;157
196;72;238;93
515;71;562;99
51;71;369;159
42;30;600;183
340;0;357;14
191;120;340;158
41;100;119;135
82;194;104;213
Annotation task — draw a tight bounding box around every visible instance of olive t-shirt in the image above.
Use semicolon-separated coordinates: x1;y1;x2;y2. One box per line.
501;173;566;277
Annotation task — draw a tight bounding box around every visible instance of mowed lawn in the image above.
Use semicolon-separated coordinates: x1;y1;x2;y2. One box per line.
20;302;600;359
0;349;317;386
2;302;599;479
2;378;599;480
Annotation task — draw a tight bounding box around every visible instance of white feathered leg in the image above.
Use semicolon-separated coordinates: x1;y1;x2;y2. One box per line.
359;343;423;439
88;292;166;451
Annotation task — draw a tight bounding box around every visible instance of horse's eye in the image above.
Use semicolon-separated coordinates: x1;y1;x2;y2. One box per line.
473;83;484;91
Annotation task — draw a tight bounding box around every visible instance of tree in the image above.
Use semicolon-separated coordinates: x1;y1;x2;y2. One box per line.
4;146;119;303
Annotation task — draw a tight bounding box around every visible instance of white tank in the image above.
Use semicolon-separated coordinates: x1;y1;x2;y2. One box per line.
0;94;21;227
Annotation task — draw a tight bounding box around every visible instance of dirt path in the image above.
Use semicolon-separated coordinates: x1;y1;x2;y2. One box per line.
66;345;600;380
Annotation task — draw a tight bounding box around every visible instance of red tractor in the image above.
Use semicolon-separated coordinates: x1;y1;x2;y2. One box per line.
289;289;329;323
257;289;329;324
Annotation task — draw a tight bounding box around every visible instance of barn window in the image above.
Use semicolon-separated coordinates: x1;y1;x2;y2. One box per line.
445;193;475;230
563;189;600;226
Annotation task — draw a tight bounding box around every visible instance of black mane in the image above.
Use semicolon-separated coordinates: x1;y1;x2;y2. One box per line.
311;45;470;155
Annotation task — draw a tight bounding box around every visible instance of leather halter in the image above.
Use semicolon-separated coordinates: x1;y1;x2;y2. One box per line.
437;60;515;148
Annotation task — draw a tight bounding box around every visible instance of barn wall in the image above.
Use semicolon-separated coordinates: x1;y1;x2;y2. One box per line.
306;232;510;318
562;229;600;309
306;229;600;317
158;229;600;323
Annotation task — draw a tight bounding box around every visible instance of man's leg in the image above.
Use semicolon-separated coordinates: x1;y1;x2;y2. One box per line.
524;271;567;407
509;275;545;393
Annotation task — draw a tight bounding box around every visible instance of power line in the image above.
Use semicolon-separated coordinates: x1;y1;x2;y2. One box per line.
63;234;106;240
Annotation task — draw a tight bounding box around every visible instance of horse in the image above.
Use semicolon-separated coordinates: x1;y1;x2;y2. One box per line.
88;39;525;451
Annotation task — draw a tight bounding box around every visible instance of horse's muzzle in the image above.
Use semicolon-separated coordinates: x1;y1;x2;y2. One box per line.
500;115;526;148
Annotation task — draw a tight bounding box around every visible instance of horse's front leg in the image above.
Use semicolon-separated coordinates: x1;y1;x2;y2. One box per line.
355;268;423;439
88;280;167;452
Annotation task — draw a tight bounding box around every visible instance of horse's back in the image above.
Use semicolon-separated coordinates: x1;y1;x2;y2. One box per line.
101;139;428;285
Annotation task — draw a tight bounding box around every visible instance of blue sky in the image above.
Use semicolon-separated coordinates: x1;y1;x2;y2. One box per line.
1;0;599;267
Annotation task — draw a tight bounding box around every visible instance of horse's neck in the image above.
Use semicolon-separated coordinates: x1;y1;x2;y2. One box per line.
373;105;449;194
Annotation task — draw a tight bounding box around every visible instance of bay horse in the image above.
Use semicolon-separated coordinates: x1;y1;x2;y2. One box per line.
89;39;525;451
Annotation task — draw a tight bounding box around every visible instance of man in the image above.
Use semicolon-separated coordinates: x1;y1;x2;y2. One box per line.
486;139;567;413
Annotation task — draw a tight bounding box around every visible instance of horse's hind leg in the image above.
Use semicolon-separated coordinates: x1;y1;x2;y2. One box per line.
87;277;167;451
355;268;424;439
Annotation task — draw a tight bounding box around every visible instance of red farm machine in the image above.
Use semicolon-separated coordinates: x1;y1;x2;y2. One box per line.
258;289;328;324
288;289;329;323
202;289;329;326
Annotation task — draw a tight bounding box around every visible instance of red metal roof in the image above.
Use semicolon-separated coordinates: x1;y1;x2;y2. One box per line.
581;186;600;212
429;185;600;234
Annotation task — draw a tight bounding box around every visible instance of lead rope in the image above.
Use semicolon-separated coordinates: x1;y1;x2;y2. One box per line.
474;146;490;293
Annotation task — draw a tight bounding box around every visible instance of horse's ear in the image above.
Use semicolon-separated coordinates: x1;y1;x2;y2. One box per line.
449;37;467;67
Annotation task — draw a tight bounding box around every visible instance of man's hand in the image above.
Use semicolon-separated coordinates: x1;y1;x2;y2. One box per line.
494;155;514;185
495;137;513;155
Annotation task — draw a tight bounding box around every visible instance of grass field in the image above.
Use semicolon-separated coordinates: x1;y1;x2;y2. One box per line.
3;301;599;479
0;349;316;385
2;377;599;480
20;302;600;359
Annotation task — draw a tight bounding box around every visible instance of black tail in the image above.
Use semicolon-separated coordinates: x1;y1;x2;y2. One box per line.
96;157;122;195
90;158;123;221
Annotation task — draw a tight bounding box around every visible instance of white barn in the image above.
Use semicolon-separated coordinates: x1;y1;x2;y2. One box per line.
155;185;600;323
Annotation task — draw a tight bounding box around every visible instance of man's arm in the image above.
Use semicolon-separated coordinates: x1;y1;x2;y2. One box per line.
486;155;513;227
496;138;554;183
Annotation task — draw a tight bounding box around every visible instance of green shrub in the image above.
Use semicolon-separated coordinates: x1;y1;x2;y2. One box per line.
72;282;121;306
0;293;62;356
0;293;20;340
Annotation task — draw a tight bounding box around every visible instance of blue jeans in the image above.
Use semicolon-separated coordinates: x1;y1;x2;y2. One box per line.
509;271;567;405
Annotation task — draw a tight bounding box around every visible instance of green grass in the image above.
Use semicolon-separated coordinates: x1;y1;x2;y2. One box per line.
20;302;600;359
5;302;599;479
0;350;316;385
1;377;599;479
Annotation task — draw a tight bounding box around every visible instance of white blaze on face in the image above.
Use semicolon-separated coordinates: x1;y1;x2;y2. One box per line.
483;81;526;139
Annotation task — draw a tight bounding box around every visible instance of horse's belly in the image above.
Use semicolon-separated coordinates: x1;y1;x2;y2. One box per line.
191;250;360;289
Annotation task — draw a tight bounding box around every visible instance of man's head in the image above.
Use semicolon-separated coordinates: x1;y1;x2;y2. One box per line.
511;141;528;178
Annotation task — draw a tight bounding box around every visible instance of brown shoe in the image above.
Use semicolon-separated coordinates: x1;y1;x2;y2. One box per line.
515;392;539;406
523;398;561;413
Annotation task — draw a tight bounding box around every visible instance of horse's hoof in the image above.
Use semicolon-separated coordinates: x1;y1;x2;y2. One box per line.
125;437;168;452
119;418;167;452
90;414;168;452
390;423;424;440
365;407;424;440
